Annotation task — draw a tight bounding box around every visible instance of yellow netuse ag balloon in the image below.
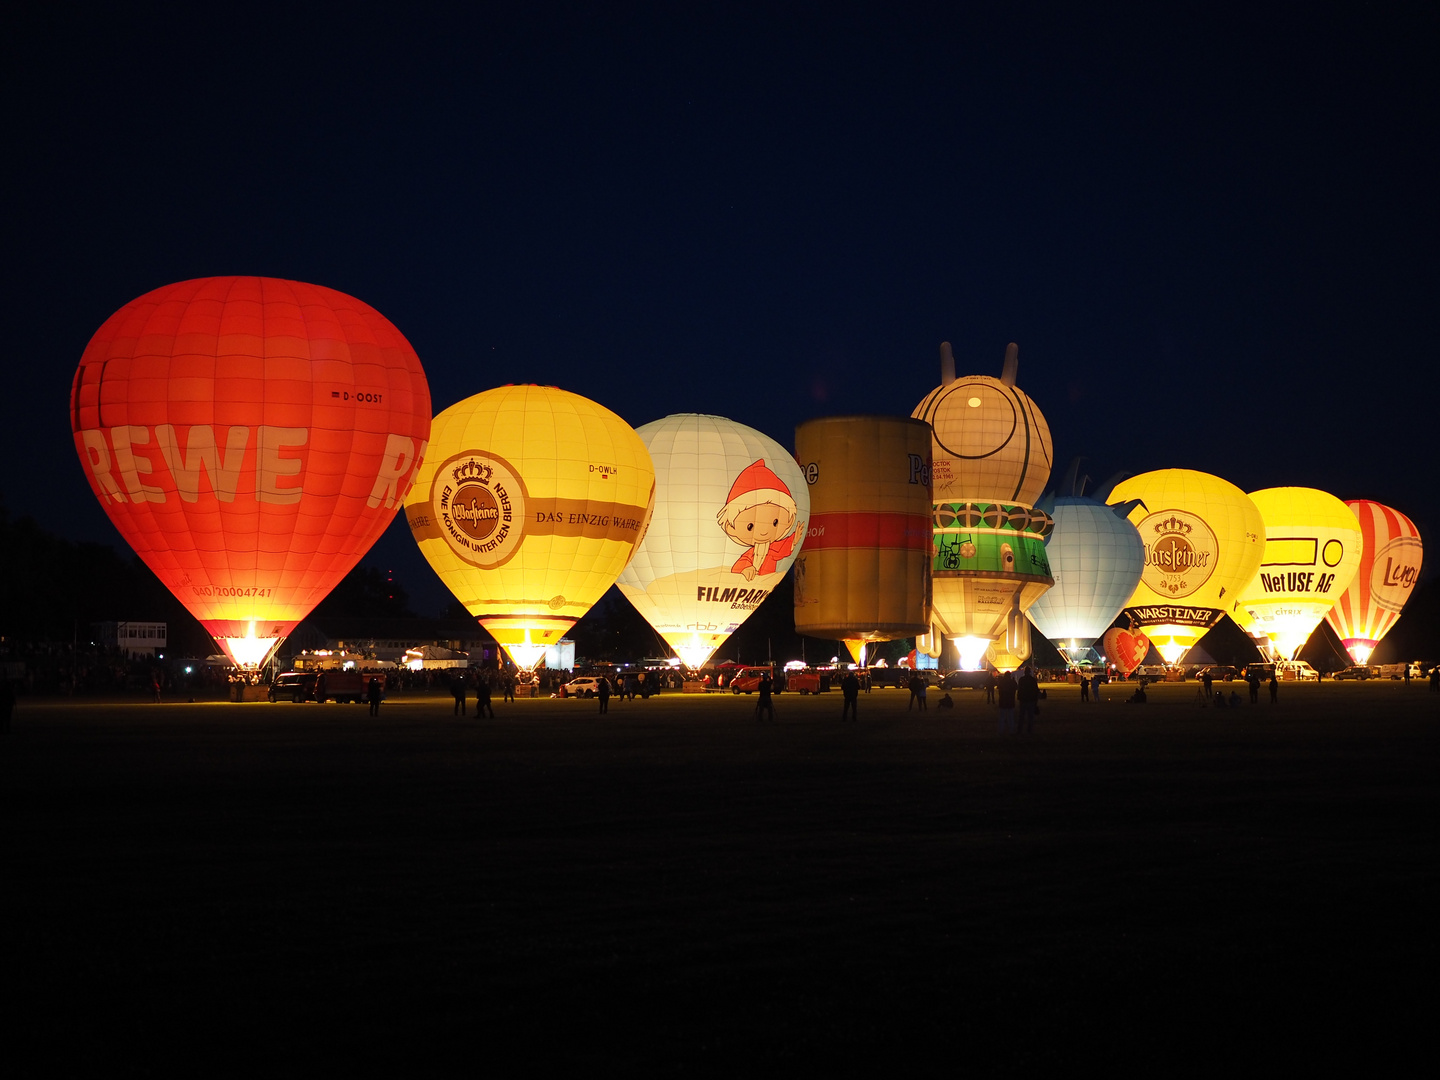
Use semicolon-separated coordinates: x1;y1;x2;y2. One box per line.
1109;469;1265;664
1235;487;1363;659
406;385;655;670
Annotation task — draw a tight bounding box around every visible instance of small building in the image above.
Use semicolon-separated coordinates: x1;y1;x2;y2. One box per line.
404;644;469;670
284;617;499;667
93;621;167;659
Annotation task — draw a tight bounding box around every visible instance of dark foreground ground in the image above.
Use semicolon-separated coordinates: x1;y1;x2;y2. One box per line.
8;681;1439;1075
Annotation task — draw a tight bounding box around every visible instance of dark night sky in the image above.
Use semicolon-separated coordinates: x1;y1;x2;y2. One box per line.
5;3;1436;616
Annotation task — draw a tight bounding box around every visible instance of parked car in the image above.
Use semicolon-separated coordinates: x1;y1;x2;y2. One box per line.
1277;660;1319;681
1332;665;1377;681
1193;665;1239;682
899;668;941;687
730;666;775;694
941;669;991;691
562;676;608;698
866;667;908;689
269;671;315;702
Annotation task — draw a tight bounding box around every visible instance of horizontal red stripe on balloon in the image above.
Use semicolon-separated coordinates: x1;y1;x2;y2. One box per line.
804;512;933;551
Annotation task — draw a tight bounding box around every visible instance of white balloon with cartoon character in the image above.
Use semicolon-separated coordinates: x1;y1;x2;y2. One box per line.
617;414;808;668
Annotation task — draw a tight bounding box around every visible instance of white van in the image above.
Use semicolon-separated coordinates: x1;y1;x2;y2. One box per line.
1276;660;1319;682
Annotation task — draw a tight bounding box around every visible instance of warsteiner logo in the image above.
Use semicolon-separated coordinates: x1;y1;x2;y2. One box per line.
454;459;493;483
432;451;528;568
1138;509;1218;598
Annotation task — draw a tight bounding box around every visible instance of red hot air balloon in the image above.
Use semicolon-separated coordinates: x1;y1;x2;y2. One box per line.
1101;626;1151;677
70;277;431;668
1324;500;1423;666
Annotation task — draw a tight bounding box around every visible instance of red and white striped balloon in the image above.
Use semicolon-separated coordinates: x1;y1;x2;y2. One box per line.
1324;500;1423;665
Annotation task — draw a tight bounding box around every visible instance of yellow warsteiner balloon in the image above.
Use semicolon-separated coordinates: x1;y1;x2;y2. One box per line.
1235;488;1363;659
1109;469;1265;664
406;386;655;670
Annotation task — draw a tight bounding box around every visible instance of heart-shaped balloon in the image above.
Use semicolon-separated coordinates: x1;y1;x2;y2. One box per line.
1102;627;1151;675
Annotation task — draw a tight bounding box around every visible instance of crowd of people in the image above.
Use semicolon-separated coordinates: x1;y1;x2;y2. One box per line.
5;651;1436;732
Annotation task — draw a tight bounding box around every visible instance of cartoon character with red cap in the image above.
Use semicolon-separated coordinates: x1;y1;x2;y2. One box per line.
717;459;805;581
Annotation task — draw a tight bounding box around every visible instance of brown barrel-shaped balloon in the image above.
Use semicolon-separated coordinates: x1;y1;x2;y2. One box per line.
793;416;933;642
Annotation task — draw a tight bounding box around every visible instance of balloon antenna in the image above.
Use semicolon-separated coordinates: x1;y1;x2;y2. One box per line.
939;341;956;385
1060;457;1084;497
1092;471;1132;504
1000;342;1019;387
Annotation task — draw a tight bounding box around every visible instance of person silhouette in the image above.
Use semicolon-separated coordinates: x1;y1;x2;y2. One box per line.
755;673;775;722
841;670;860;720
997;671;1017;734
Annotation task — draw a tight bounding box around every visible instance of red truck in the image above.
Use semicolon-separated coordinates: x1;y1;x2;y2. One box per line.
268;670;368;703
728;666;773;693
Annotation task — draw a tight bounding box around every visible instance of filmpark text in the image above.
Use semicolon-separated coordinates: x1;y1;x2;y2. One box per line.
697;585;770;608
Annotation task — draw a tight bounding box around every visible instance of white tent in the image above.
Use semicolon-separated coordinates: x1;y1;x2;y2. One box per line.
405;645;469;670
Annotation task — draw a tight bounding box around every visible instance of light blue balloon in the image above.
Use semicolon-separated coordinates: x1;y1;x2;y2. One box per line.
1026;495;1144;658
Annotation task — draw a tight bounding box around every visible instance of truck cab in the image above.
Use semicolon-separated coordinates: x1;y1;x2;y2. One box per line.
729;666;774;694
1276;660;1319;681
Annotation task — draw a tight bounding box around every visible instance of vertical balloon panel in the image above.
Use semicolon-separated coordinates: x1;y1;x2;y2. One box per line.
792;416;933;647
71;277;432;667
985;622;1033;672
616;414;809;668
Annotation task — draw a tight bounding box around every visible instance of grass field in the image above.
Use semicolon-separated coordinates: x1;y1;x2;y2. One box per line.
8;681;1439;1074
